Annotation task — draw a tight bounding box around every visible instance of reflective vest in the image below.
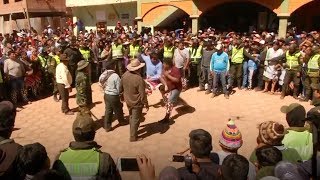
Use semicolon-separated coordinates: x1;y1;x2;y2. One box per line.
59;148;100;179
231;47;244;64
129;45;140;58
79;49;91;61
53;55;60;65
286;51;300;70
38;56;48;69
190;45;203;64
163;46;174;59
112;44;123;58
307;54;320;77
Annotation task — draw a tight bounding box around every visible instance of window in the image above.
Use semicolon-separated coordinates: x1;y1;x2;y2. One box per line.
3;0;9;4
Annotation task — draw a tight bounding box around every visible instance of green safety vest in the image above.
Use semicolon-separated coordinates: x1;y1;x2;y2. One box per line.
190;45;203;64
112;44;123;58
80;49;91;61
129;45;140;58
0;71;3;84
286;51;300;70
59;148;100;179
38;56;48;69
163;46;174;59
307;54;320;77
52;55;60;65
231;47;244;64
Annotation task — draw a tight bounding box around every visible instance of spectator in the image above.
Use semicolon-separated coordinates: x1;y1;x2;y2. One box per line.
16;143;50;179
177;129;219;180
52;111;121;179
274;161;305;180
0;101;22;179
280;103;313;160
32;170;64;180
249;121;302;164
159;166;180;180
145;52;163;90
255;145;283;179
220;154;249;180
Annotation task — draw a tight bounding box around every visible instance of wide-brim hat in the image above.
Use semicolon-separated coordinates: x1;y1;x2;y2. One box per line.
77;60;89;71
127;59;145;72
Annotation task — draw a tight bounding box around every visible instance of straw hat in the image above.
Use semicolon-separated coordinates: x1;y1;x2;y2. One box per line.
77;60;89;71
127;59;145;72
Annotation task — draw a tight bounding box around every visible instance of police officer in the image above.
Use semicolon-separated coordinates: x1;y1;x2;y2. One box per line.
79;40;94;83
229;39;256;90
111;37;124;76
163;38;175;62
129;37;141;59
189;38;203;88
278;43;302;99
75;60;92;112
64;37;83;87
38;47;56;95
301;46;320;102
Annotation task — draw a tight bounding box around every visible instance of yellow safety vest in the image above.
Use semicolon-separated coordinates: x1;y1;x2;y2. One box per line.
79;49;91;61
129;45;140;58
190;45;203;64
163;46;174;59
112;44;123;58
38;56;48;68
307;54;320;77
286;51;300;70
231;47;244;64
51;55;60;65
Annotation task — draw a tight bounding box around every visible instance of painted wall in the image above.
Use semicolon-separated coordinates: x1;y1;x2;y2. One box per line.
67;0;136;7
71;2;137;30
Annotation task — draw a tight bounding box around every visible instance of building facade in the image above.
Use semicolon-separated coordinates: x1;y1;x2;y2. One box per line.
0;0;66;34
137;0;319;37
67;0;137;32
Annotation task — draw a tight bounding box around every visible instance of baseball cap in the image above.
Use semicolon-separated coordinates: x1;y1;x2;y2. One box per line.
215;44;223;50
311;83;320;90
0;101;16;131
72;112;95;134
280;103;304;114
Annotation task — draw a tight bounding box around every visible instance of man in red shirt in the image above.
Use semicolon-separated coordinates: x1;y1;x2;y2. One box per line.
159;60;182;123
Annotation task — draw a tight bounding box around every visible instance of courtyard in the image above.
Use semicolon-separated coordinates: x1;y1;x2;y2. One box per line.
11;83;314;179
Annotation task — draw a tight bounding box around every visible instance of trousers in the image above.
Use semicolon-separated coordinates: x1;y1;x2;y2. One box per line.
128;107;142;140
212;71;228;95
199;67;212;90
57;83;70;113
229;63;243;88
281;70;300;96
104;94;125;129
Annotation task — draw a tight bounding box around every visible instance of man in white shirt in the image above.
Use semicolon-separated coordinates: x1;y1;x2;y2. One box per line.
173;41;190;91
56;54;73;115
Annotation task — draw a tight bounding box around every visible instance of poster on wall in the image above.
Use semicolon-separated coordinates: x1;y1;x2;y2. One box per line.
96;11;106;22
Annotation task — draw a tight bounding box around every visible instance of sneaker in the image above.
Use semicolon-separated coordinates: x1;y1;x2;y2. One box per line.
205;90;211;94
224;94;229;99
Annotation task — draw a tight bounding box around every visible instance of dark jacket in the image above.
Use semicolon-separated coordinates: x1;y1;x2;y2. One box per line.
52;141;121;180
63;47;83;66
178;161;220;180
0;138;22;180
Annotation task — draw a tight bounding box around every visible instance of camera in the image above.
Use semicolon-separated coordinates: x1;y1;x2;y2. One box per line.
172;155;193;172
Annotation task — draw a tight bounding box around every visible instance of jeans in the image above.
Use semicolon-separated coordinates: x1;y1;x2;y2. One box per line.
9;76;26;103
248;69;256;89
242;61;248;88
212;71;227;95
168;89;181;104
199;67;212;90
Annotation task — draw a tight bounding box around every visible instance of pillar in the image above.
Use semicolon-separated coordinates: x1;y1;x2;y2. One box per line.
73;16;78;36
190;15;199;35
0;16;4;34
135;17;142;34
278;13;290;38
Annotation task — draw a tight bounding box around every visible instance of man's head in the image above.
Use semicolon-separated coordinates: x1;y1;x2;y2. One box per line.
17;143;50;175
288;44;298;54
105;60;116;71
150;52;159;64
163;59;174;71
311;83;320;99
72;112;95;142
280;103;306;127
189;129;212;158
256;145;282;168
257;121;285;146
221;154;249;180
178;41;184;50
8;50;16;60
77;60;89;72
215;44;224;54
59;53;69;65
0;101;16;139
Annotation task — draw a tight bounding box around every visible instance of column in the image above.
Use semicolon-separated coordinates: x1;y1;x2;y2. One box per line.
190;15;199;35
73;16;78;36
0;16;4;34
278;13;290;38
135;17;142;34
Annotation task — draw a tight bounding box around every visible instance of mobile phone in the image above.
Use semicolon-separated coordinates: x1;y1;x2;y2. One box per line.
172;155;185;162
117;157;139;171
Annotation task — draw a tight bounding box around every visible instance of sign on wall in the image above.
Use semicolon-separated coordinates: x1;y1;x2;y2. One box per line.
96;11;106;22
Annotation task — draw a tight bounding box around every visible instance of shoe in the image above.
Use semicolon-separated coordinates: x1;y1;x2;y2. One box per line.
53;94;59;102
211;94;216;98
197;88;205;92
299;98;309;102
224;94;229;99
280;95;285;99
65;111;74;115
130;137;143;142
205;90;211;94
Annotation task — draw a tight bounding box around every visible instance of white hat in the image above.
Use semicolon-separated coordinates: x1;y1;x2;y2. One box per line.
127;59;145;72
259;40;266;45
215;44;223;50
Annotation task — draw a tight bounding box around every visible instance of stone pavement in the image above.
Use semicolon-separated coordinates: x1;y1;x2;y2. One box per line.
12;84;313;179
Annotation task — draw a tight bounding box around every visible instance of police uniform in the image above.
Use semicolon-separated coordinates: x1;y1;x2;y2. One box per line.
38;54;56;94
111;43;124;76
189;45;203;87
303;53;320;101
75;61;92;112
129;44;140;59
79;47;94;83
281;51;302;98
163;45;174;62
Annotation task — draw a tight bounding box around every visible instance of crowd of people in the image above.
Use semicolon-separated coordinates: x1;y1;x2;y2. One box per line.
0;21;320;179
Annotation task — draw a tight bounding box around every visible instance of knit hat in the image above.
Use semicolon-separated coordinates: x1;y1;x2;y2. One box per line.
259;121;285;146
219;120;243;150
